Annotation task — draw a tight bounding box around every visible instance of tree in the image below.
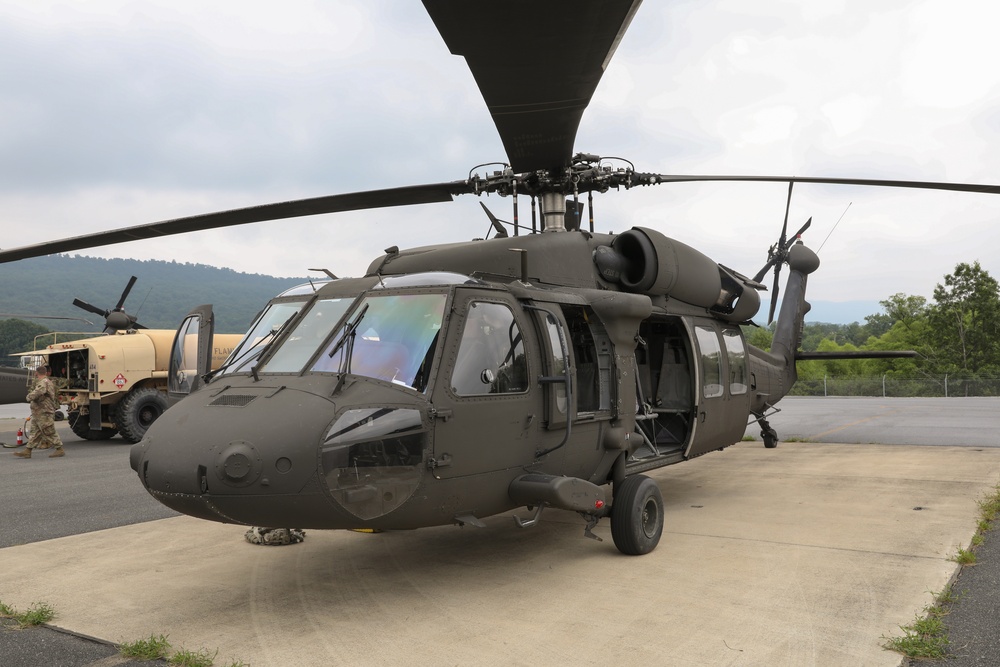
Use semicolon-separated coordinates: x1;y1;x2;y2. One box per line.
927;262;1000;374
0;318;51;366
865;293;927;337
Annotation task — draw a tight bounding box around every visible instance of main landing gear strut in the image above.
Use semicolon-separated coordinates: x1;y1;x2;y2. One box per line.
753;412;779;449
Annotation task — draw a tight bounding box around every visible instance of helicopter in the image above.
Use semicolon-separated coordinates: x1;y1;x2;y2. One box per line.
2;0;998;555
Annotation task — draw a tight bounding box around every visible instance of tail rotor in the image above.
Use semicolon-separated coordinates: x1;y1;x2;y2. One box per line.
752;183;812;324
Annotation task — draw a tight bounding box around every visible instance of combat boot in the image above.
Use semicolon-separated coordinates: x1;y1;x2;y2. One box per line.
48;448;65;458
13;449;31;458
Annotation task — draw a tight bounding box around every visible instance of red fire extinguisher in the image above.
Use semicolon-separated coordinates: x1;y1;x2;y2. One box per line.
18;417;29;446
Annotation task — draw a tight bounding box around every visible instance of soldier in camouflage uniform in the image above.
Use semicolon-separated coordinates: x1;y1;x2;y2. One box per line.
13;364;64;458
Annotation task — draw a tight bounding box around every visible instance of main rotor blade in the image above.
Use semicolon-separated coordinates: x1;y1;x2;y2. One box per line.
644;174;1000;195
423;0;642;174
0;182;467;264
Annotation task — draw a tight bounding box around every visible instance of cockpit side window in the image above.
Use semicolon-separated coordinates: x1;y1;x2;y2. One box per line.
451;302;527;395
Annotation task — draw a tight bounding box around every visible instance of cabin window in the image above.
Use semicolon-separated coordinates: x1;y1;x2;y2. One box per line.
543;313;568;416
722;328;747;395
561;305;612;413
694;325;723;399
451;302;527;395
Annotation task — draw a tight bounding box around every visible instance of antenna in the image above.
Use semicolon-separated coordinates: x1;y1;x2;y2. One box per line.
817;202;852;253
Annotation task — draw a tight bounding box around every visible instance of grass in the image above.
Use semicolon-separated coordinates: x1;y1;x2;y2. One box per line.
2;599;247;666
169;647;217;667
952;546;977;565
120;634;249;666
0;600;55;628
883;610;950;659
883;483;1000;659
119;634;171;660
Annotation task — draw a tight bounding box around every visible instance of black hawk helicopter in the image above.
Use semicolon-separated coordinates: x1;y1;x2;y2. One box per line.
2;0;998;555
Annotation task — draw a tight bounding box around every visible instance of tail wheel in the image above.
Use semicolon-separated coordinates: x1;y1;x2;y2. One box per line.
611;474;664;556
116;387;169;444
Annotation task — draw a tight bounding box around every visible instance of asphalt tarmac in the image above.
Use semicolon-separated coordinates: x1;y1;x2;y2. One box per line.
1;397;998;666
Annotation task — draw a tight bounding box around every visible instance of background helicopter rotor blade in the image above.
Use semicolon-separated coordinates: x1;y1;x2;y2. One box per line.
422;0;642;173
72;298;109;318
0;181;469;265
72;276;149;333
115;275;138;311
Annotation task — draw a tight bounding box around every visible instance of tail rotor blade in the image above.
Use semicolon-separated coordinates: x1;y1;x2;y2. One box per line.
786;217;812;250
768;265;782;324
778;182;794;249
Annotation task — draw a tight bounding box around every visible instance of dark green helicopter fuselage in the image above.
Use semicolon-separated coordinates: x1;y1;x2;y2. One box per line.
130;227;818;536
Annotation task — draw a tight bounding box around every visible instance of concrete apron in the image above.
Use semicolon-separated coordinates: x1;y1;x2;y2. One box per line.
2;442;998;667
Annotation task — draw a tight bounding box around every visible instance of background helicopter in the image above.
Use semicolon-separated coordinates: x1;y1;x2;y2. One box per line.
1;1;998;555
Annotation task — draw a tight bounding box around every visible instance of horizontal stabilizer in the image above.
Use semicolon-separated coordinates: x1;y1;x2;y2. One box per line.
795;350;917;361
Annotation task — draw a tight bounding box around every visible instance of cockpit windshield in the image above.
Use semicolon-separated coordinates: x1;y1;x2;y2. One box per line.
216;300;305;377
261;297;355;373
311;293;447;390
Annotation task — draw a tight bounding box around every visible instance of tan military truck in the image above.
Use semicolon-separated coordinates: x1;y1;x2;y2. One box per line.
22;327;240;443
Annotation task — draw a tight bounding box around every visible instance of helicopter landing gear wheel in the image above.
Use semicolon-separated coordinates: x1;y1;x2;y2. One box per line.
611;474;664;555
761;425;779;448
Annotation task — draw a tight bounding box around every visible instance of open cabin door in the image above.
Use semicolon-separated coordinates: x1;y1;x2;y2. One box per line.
168;305;215;405
686;320;750;457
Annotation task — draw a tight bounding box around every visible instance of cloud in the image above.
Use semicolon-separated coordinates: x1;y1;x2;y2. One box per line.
0;0;997;307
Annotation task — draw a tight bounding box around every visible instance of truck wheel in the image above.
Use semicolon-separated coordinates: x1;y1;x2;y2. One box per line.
116;387;169;444
611;475;664;556
67;411;119;441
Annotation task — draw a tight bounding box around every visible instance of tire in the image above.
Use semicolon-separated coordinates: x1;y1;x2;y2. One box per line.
67;410;119;441
116;386;169;444
611;475;664;556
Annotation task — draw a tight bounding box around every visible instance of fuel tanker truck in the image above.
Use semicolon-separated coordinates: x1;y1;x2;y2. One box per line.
19;327;240;443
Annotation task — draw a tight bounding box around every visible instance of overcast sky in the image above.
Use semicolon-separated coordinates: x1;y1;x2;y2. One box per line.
2;0;998;317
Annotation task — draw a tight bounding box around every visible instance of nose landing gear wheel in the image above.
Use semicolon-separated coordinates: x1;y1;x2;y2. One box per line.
610;474;664;555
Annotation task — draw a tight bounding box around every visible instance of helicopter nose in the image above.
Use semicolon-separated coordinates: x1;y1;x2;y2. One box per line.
130;385;340;526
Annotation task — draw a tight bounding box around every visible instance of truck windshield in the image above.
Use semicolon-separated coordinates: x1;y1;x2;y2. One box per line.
311;293;447;391
217;300;307;377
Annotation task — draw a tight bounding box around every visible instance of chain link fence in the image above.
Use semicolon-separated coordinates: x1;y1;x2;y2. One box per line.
790;375;1000;397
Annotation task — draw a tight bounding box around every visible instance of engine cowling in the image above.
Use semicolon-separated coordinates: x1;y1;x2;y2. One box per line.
594;227;760;322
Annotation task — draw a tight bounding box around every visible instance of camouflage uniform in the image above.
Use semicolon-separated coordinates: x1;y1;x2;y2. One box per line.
25;375;63;452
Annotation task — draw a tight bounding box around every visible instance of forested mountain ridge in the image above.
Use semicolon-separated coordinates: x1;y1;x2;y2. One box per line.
0;254;308;334
2;255;997;394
